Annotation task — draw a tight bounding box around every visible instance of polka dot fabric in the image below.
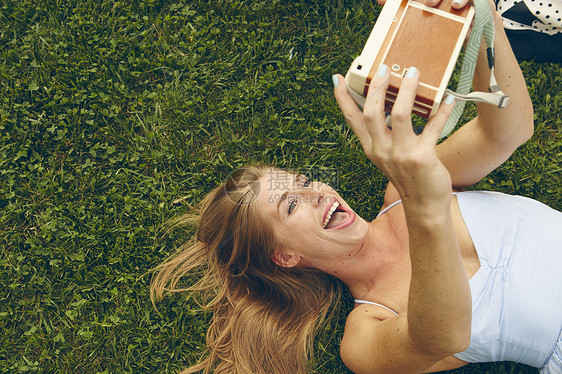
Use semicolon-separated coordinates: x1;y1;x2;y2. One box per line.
494;0;562;62
496;0;562;35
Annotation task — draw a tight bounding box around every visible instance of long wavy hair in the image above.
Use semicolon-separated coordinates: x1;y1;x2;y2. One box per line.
151;165;344;373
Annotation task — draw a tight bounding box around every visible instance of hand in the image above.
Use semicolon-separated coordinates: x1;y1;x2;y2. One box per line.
333;66;456;206
376;0;477;45
377;0;470;9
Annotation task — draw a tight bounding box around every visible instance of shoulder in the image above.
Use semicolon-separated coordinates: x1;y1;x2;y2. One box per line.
382;182;400;210
341;304;413;373
340;304;456;373
340;305;392;371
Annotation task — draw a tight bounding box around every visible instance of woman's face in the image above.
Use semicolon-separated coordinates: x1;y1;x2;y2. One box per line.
256;169;370;269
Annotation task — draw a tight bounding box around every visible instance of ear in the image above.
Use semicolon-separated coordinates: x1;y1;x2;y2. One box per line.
271;249;301;268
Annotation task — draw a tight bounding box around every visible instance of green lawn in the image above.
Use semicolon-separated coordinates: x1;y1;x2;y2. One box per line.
1;0;560;372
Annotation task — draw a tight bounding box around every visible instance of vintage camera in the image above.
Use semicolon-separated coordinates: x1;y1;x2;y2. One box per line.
345;0;474;118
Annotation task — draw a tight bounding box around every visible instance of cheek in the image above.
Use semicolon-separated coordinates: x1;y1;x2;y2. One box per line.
272;224;296;250
277;225;312;252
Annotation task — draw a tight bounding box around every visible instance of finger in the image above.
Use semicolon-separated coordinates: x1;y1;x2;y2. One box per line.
421;94;456;144
332;74;371;143
362;64;391;138
451;0;470;9
377;0;386;5
389;66;419;139
424;0;442;6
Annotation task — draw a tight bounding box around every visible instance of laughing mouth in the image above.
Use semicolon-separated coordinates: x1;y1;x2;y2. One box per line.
322;200;355;230
323;201;340;228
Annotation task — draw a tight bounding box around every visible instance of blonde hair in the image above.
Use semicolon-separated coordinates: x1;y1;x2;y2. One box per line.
151;165;343;373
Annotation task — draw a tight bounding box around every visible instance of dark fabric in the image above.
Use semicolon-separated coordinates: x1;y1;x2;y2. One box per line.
501;0;539;28
505;29;562;63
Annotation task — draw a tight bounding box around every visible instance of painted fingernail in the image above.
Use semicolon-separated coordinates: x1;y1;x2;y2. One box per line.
376;64;388;77
444;94;455;105
332;75;339;88
405;67;417;79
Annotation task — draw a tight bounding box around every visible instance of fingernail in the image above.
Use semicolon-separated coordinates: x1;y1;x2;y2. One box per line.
453;0;463;5
405;67;417;79
376;64;388;77
444;94;455;105
332;75;339;88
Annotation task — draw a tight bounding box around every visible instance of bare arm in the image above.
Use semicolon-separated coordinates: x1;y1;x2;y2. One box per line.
436;8;534;188
334;67;471;372
331;4;531;371
375;0;533;188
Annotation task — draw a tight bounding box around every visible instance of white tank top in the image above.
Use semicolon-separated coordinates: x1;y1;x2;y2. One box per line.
453;191;562;368
356;191;562;369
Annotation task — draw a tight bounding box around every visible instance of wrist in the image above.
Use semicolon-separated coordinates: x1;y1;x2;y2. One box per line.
402;196;452;230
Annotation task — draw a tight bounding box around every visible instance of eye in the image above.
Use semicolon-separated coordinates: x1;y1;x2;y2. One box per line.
288;198;297;215
303;178;312;187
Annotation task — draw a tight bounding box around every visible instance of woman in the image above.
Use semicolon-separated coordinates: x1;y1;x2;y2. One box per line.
151;2;562;374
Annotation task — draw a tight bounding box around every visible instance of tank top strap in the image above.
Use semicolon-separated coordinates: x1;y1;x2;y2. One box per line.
376;193;458;219
354;299;399;315
376;200;403;218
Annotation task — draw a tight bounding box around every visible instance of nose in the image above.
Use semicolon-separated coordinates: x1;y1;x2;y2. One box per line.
300;188;324;207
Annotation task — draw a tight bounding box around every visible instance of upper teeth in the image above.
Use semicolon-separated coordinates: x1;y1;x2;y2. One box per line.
323;201;340;228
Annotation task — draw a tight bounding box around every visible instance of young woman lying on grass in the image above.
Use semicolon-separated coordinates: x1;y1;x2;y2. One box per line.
151;2;562;373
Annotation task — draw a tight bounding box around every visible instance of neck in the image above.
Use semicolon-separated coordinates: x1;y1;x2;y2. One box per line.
326;215;405;300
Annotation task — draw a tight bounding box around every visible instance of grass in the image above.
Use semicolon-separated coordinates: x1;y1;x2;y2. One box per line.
0;0;560;372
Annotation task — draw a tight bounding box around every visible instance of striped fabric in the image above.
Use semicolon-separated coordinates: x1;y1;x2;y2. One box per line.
441;0;496;138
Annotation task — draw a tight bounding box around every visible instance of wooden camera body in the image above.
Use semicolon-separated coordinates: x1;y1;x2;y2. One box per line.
345;0;474;118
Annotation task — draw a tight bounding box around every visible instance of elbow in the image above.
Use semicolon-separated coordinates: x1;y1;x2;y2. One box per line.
450;332;471;355
411;312;472;357
440;330;471;357
447;314;472;355
518;97;535;146
408;324;471;358
522;106;534;144
447;316;472;355
500;98;534;150
432;331;471;358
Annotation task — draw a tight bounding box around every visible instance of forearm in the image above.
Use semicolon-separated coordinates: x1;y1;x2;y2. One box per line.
435;10;534;189
472;11;534;145
404;202;472;355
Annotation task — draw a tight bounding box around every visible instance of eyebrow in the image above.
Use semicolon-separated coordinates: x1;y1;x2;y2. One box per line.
295;173;307;183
